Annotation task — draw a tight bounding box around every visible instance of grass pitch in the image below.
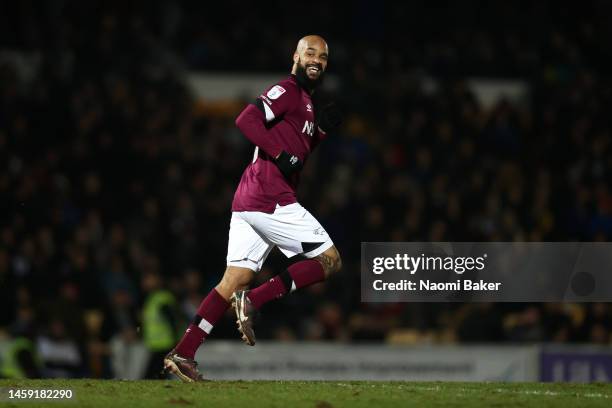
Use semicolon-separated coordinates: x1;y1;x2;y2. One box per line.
1;379;612;408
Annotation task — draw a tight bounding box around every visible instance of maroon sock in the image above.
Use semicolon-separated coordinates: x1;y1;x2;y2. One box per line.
174;288;229;359
248;259;325;309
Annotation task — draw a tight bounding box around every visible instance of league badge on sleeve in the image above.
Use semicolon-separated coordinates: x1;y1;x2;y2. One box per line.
267;85;286;100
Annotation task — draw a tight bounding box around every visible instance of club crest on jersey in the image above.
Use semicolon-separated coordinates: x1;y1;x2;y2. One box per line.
302;120;314;137
267;85;286;100
306;104;312;112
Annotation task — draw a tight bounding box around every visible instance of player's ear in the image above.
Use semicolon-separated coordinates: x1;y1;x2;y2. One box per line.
293;53;299;64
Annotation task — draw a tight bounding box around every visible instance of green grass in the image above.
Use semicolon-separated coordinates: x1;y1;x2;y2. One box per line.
1;379;612;408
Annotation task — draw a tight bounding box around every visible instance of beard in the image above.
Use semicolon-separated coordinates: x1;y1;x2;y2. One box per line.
295;58;325;91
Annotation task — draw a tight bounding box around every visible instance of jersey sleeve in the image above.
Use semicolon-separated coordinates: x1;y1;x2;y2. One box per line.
257;82;299;123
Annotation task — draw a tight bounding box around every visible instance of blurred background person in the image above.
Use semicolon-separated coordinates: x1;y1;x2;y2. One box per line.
0;0;611;380
140;269;182;379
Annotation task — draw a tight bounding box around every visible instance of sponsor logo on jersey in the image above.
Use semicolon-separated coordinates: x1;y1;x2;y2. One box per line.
302;120;314;137
267;85;286;100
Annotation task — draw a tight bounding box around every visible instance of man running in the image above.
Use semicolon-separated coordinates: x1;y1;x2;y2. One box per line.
164;35;342;382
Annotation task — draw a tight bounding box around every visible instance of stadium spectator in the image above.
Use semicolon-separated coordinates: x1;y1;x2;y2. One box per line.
0;0;611;378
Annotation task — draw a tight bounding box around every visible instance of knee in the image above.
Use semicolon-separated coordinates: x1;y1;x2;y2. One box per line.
335;252;343;273
331;248;342;274
317;246;342;277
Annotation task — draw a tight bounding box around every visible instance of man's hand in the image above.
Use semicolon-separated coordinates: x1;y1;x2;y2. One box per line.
318;102;343;133
275;151;303;179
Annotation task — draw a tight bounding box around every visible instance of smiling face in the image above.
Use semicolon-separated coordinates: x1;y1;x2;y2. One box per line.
291;35;329;91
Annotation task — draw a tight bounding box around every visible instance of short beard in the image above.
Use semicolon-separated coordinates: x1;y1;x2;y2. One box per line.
295;58;324;92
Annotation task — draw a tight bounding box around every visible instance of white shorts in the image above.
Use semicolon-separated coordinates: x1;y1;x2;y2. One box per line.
226;202;334;272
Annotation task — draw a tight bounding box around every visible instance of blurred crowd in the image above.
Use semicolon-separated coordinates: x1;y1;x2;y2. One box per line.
1;1;611;378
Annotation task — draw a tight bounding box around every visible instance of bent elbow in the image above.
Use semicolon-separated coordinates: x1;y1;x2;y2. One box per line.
235;111;246;130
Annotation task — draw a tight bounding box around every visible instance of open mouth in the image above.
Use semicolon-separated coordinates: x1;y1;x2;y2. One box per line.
306;65;321;75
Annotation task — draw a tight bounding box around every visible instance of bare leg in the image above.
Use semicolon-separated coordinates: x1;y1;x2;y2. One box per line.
216;266;256;300
314;245;342;278
233;245;342;345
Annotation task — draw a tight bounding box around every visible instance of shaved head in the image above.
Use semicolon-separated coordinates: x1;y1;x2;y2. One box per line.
292;35;329;92
295;35;328;56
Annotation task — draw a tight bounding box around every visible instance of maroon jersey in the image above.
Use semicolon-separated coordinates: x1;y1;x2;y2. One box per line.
232;75;326;213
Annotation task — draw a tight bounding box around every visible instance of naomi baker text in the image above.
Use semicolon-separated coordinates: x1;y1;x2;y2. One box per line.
373;279;501;291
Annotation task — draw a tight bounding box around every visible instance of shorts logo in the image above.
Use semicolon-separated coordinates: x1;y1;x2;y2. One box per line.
267;85;286;100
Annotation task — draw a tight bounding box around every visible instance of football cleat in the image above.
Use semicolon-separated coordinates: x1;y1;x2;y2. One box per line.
231;290;257;346
163;350;204;382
